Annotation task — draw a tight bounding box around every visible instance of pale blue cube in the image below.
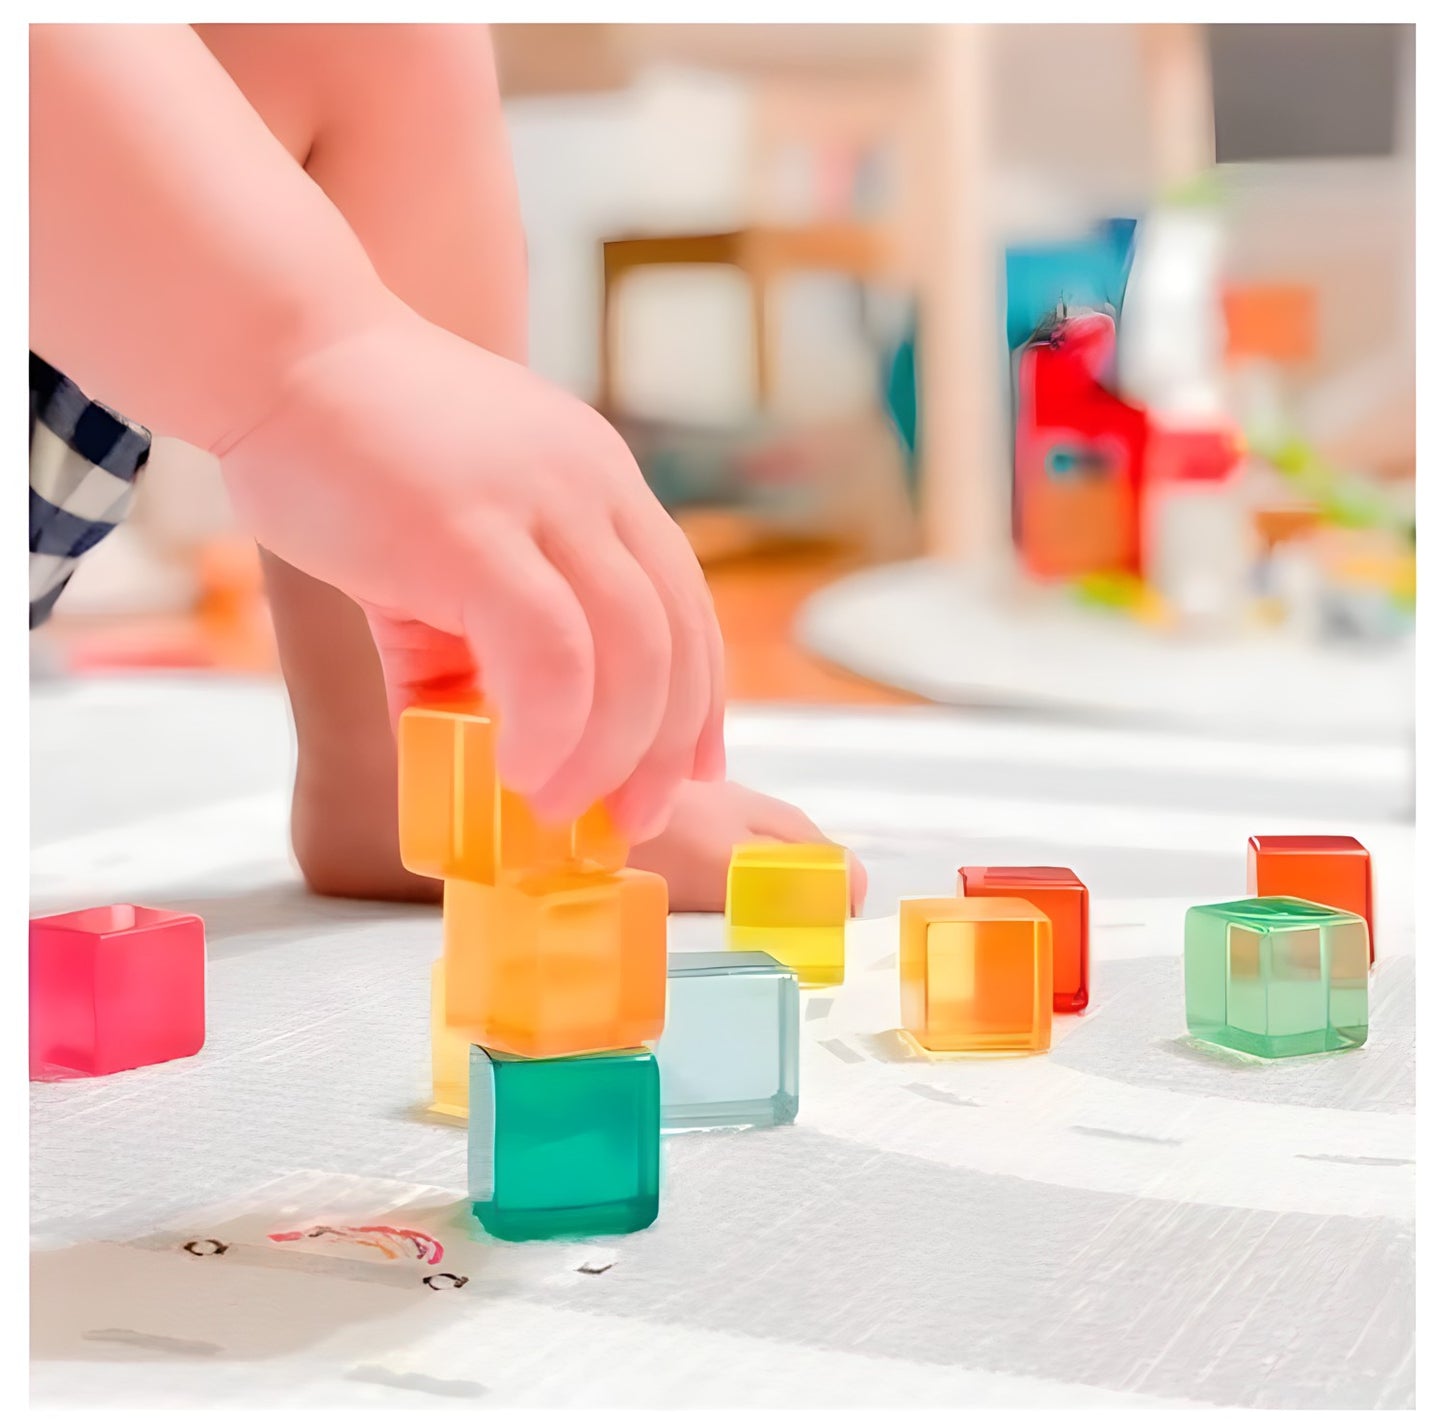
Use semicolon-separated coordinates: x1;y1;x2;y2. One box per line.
658;951;799;1129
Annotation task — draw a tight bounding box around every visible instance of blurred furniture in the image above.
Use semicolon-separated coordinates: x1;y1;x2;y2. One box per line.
599;222;895;413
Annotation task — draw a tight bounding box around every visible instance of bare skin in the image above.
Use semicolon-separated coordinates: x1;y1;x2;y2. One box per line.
195;24;864;912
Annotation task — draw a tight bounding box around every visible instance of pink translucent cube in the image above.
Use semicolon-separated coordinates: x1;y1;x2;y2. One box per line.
29;905;206;1080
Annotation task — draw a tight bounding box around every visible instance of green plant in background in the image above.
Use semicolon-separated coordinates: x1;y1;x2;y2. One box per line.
1251;428;1410;536
1071;571;1173;626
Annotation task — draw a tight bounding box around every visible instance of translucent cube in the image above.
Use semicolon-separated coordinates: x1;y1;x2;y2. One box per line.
959;865;1090;1012
1185;896;1368;1058
657;952;799;1129
444;868;666;1059
726;842;848;987
468;1045;660;1241
398;701;624;883
899;897;1052;1053
1248;835;1374;963
429;958;470;1119
30;904;206;1080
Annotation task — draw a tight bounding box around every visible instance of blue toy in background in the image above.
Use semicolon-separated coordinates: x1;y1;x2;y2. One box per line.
1004;218;1137;350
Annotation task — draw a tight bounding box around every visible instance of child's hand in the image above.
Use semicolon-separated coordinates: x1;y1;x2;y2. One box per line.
222;308;725;838
626;779;868;915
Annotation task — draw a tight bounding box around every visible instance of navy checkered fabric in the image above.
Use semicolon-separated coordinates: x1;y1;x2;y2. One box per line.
29;353;151;628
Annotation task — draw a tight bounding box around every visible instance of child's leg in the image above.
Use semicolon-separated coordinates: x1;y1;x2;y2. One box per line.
199;23;863;910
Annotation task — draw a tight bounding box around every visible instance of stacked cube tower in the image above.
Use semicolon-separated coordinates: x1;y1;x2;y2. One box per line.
398;702;667;1242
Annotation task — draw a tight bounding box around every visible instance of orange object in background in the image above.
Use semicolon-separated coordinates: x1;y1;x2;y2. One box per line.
443;868;667;1058
899;897;1052;1054
397;702;625;883
1222;284;1318;365
958;866;1089;1013
1254;505;1324;551
1248;835;1375;963
51;536;279;675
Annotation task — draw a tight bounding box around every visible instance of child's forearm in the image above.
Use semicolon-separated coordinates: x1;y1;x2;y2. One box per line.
30;23;398;450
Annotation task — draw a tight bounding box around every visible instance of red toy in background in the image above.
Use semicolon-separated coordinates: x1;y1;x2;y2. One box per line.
1013;311;1149;581
1013;308;1245;609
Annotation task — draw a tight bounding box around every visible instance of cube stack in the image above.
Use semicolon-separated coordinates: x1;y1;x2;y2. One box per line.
398;701;666;1241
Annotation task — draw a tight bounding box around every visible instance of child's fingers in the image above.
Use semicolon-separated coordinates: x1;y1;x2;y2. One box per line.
362;608;480;727
604;504;716;839
526;518;672;824
457;529;596;795
746;800;868;915
691;606;727;782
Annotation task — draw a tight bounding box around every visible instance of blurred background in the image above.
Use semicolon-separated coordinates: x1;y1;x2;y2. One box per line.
31;22;1415;741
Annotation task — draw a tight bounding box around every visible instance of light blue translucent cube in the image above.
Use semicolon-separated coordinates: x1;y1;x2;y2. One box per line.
657;951;799;1129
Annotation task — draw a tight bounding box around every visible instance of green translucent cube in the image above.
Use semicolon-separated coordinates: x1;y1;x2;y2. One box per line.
1184;896;1369;1059
468;1045;659;1241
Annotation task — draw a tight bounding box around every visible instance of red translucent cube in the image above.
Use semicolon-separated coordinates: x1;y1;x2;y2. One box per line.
1248;835;1374;964
958;866;1090;1012
29;905;206;1080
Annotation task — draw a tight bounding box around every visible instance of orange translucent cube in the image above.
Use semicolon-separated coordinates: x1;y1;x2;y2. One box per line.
444;868;667;1058
899;897;1052;1053
958;865;1090;1012
1248;835;1374;963
398;702;625;883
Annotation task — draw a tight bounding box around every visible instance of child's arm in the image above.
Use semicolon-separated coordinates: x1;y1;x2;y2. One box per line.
31;23;723;838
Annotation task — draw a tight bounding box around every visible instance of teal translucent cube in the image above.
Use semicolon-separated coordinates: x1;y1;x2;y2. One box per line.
467;1045;659;1241
1184;896;1369;1059
657;951;800;1129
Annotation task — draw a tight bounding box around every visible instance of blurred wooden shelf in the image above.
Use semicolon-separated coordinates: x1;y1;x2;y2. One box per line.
600;222;896;411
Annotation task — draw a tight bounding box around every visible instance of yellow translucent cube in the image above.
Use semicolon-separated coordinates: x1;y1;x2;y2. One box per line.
899;896;1052;1053
429;958;471;1120
398;701;625;883
726;842;848;987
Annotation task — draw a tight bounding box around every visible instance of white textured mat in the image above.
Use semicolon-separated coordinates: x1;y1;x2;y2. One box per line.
31;678;1415;1407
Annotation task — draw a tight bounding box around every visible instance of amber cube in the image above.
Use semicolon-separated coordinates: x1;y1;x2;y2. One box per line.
398;701;625;883
958;866;1089;1012
1248;835;1374;963
726;843;849;987
444;867;667;1059
429;957;471;1119
899;897;1052;1053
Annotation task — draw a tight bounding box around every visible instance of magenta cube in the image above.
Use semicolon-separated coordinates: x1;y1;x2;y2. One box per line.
29;905;206;1080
